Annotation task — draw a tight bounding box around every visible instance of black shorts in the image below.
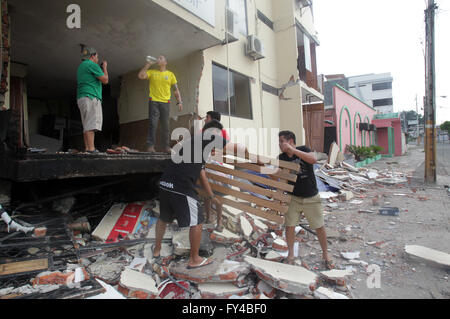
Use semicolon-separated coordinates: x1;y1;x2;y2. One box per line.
159;188;205;227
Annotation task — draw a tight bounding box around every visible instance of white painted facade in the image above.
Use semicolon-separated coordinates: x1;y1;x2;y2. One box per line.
348;73;394;114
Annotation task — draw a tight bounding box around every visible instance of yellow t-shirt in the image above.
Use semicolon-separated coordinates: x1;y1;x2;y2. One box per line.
146;69;177;103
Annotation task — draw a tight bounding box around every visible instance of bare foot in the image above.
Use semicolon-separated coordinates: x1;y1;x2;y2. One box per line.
147;146;156;153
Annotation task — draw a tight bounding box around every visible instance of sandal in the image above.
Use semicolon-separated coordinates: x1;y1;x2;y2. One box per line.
151;244;162;265
187;258;213;270
215;224;224;232
324;259;335;270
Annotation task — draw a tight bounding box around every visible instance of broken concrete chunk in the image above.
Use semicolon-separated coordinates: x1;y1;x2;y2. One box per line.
244;256;318;295
256;280;277;298
341;251;360;260
88;279;126;299
404;245;450;268
338;190;354;201
198;282;249;299
272;238;288;252
314;287;349;299
126;258;147;272
240;216;253;238
349;260;368;267
265;250;283;262
169;259;250;284
210;228;242;244
320;269;353;286
118;268;158;299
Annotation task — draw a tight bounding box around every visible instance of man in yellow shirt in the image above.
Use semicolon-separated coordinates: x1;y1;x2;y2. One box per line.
138;55;183;153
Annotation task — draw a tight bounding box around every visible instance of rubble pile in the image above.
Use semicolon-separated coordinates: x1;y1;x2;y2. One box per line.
0;154;448;300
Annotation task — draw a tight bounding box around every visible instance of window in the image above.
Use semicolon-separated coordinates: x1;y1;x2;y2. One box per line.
213;63;252;119
372;82;392;91
373;98;393;107
228;0;248;36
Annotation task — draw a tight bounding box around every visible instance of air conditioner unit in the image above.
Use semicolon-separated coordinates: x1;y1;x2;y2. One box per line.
223;7;238;44
246;35;265;61
359;123;370;131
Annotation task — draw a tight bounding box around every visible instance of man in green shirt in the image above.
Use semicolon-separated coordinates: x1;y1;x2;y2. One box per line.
77;47;109;153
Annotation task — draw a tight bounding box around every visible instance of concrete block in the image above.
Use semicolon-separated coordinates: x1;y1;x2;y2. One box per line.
118;268;158;299
404;245;450;268
240;215;253;239
244;256;318;295
320;269;353;286
338;191;354;202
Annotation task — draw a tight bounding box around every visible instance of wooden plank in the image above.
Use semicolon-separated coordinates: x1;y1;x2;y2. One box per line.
206;173;291;203
216;151;300;172
0;259;48;276
232;162;298;183
220;197;284;224
197;188;284;224
209;183;289;214
205;164;294;193
211;156;298;182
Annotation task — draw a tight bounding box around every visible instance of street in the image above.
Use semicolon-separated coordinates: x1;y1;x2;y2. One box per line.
306;143;450;299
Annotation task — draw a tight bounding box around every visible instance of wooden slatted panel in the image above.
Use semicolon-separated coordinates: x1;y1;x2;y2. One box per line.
209;183;289;214
197;188;284;224
205;164;295;193
214;151;300;172
206;172;292;203
211;157;298;183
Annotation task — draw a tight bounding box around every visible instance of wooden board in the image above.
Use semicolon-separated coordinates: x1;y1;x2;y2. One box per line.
214;151;300;172
209;183;289;214
201;150;301;225
206;173;291;203
198;188;284;224
0;259;48;276
205;164;294;193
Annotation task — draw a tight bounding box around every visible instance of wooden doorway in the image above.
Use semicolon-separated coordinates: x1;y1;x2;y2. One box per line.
303;103;324;152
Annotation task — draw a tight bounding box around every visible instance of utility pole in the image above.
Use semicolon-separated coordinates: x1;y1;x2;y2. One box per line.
424;0;437;184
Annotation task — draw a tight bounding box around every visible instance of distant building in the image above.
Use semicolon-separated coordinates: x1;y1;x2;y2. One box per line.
323;73;394;114
348;73;394;114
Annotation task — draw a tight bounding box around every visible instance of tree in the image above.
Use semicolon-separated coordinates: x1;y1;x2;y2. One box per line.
441;121;450;137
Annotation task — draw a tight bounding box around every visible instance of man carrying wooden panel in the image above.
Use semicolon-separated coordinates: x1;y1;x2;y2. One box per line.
153;120;247;269
278;131;335;269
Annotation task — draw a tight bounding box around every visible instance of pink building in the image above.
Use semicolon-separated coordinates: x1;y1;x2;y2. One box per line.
329;85;378;152
372;114;404;157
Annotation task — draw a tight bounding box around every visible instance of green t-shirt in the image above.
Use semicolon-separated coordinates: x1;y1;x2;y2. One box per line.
77;60;104;101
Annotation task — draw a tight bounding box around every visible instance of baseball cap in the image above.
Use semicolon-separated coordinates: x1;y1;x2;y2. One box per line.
82;47;97;60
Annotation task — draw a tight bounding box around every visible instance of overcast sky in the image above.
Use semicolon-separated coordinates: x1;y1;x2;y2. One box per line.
314;0;450;125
